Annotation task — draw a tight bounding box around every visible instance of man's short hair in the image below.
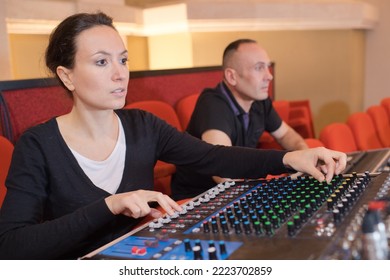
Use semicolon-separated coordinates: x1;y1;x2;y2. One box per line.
222;39;257;69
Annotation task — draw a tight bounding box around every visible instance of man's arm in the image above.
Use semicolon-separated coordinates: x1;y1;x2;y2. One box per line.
201;129;235;183
271;121;309;150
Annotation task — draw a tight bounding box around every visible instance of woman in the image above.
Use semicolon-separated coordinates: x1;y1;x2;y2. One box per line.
0;12;346;259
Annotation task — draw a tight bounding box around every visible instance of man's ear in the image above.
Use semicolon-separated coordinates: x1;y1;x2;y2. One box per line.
224;68;237;86
56;66;75;92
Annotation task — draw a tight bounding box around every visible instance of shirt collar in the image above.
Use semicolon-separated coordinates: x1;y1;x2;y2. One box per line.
219;82;250;131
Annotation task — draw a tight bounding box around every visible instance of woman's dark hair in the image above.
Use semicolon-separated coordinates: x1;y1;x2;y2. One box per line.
45;12;116;90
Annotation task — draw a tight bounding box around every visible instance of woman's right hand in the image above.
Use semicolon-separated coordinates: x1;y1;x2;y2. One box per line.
104;190;182;219
283;147;347;183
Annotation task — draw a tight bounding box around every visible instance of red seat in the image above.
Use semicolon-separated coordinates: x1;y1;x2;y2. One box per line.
124;100;182;195
304;138;324;148
258;100;299;149
288;100;315;139
273;100;290;122
381;97;390;120
0;136;14;207
257;132;282;150
347;112;383;150
124;100;182;131
0;85;72;143
175;93;200;130
367;105;390;147
319;122;358;153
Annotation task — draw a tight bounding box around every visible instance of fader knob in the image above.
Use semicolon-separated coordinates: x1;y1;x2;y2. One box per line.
193;246;203;260
186;201;194;210
208;247;218;260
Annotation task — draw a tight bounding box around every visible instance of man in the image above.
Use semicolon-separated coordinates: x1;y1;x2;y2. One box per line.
171;39;309;200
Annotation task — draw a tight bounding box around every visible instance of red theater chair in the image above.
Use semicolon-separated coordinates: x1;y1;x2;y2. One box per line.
273;100;290;122
175;93;200;130
124;100;182;195
258;100;290;149
0;136;14;207
346;112;383;150
319;123;358;153
288;100;315;139
381;97;390;120
124;100;182;131
304;138;324;148
367;105;390;147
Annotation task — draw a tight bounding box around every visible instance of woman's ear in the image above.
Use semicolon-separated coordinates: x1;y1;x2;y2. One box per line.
224;68;237;86
56;66;75;92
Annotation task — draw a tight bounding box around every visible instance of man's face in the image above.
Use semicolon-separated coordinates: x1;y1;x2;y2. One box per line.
231;43;273;102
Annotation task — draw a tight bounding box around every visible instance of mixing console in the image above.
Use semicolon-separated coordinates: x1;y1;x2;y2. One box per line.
345;148;390;173
83;168;390;260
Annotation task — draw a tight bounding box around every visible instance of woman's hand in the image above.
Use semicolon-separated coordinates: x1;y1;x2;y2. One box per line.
104;190;182;219
283;147;347;183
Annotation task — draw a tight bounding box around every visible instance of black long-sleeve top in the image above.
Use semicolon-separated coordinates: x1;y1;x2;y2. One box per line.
0;109;288;259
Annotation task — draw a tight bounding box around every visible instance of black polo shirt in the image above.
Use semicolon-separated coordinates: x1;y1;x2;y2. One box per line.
171;82;282;200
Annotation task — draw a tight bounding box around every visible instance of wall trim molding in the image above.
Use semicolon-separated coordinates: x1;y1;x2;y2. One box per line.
5;0;379;35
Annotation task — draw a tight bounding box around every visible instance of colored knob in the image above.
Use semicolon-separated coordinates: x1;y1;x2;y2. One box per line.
221;220;229;234
264;221;273;236
293;215;301;229
219;241;227;255
287;221;295;236
203;221;210;233
243;221;252;234
299;209;307;222
254;221;262;235
234;221;242;234
211;220;219;233
271;215;280;228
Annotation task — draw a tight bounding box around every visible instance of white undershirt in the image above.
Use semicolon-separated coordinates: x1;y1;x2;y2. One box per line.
69;116;126;194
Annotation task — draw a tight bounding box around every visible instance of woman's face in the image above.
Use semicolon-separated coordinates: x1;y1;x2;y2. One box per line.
63;25;129;111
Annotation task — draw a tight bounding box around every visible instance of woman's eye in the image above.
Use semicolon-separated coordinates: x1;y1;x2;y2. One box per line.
120;58;128;65
96;59;107;66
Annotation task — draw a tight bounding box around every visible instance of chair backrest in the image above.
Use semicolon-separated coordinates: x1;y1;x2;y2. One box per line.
124;100;182;131
0;136;14;207
304;138;324;148
319;122;358;153
175;93;200;130
272;100;290;122
380;97;390;120
0;79;73;143
346;112;383;150
367;105;390;147
288;100;315;138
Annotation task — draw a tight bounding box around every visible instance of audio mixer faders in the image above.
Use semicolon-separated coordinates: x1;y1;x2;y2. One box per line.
83;170;390;260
